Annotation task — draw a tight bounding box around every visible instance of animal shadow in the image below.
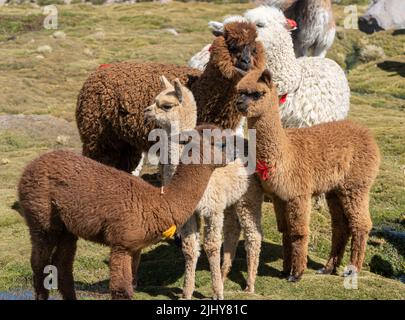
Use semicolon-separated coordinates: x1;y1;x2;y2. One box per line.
377;60;405;77
76;240;323;299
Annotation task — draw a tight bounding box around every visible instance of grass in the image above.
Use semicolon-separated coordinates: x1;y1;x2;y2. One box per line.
0;2;404;299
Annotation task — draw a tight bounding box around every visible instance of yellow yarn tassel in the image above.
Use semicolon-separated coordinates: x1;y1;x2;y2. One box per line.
162;225;176;239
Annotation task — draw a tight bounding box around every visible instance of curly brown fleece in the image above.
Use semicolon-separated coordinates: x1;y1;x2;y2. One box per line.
76;22;264;173
18;125;229;300
236;68;380;281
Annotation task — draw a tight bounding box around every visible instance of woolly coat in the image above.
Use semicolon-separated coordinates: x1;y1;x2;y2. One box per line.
188;6;350;128
18;150;217;251
76;22;264;172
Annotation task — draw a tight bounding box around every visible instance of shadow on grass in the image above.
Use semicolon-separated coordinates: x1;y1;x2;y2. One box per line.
377;60;405;77
75;240;323;299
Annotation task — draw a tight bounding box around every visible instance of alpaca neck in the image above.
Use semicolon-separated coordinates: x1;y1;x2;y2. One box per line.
162;164;215;227
192;62;242;129
160;106;197;186
262;31;302;95
248;105;290;165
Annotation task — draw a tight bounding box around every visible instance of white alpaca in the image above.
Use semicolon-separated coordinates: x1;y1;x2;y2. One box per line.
145;76;263;300
188;6;350;128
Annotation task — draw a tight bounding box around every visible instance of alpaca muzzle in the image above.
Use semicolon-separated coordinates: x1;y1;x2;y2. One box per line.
236;95;249;114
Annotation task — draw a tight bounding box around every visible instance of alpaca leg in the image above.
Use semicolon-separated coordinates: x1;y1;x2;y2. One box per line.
51;232;78;300
236;198;262;293
203;212;224;300
318;192;350;275
221;205;241;283
339;190;372;272
272;195;291;276
179;215;200;300
131;250;142;288
110;247;133;300
286;195;311;282
30;231;56;300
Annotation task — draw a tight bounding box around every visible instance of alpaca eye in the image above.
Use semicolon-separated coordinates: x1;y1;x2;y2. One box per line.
162;104;173;111
252;47;257;55
256;22;265;28
252;92;263;100
228;44;238;53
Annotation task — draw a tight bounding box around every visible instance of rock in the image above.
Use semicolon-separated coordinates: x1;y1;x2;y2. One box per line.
83;48;94;57
7;35;16;41
36;45;53;54
0;158;10;165
359;44;385;62
91;31;105;40
165;28;178;36
52;31;66;40
35;55;45;60
56;135;70;145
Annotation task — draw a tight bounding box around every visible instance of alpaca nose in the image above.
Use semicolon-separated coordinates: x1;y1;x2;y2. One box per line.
238;48;251;71
144;106;154;123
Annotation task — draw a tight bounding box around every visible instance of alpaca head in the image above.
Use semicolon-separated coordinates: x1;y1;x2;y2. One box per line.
244;6;297;33
144;76;197;132
209;21;266;79
177;124;237;168
235;68;279;118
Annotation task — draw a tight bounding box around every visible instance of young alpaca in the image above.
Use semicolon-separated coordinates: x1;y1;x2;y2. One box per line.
144;76;263;299
17;124;232;300
76;21;264;174
235;68;380;282
189;6;349;128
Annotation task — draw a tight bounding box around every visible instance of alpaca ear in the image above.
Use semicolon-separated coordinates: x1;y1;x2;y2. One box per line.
209;21;224;36
260;69;272;87
173;79;183;103
160;75;172;89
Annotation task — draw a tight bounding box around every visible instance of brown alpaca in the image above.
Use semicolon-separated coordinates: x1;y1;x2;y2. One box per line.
17;125;233;300
76;21;265;174
235;68;380;281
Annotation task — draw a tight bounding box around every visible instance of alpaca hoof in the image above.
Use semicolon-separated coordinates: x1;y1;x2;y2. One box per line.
212;294;224;300
244;286;254;293
287;275;302;282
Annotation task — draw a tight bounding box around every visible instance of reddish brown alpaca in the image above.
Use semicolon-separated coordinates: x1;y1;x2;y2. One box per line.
235;68;380;281
17;125;232;300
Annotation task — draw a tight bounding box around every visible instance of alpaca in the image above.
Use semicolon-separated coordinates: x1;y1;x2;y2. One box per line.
264;0;336;57
17;124;234;300
188;6;349;129
144;76;263;299
76;21;264;175
235;68;380;282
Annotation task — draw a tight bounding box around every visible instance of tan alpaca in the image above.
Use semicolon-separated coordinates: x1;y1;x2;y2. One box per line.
17;124;233;300
145;76;263;299
235;68;380;281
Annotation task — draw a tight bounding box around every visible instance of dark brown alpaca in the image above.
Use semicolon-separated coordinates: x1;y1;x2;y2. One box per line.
76;21;265;174
18;125;233;300
235;68;380;281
